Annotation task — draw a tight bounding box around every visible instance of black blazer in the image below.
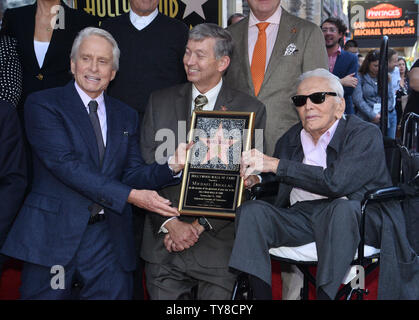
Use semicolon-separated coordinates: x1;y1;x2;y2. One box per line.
0;2;98;110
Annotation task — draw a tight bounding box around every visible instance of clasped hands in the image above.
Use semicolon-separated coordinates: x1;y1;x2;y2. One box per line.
127;142;193;217
163;218;204;253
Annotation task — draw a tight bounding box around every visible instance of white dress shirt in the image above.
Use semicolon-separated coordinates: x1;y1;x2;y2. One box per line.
129;8;159;31
289;120;341;205
75;82;107;215
248;5;282;69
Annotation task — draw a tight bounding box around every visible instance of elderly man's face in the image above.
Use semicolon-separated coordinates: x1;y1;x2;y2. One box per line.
130;0;158;16
296;77;345;142
247;0;281;21
71;35;116;99
183;38;229;93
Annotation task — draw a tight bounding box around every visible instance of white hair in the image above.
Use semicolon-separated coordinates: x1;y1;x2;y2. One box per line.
70;27;120;71
298;68;344;98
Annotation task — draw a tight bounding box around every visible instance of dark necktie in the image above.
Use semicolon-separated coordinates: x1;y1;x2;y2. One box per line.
194;94;208;111
88;100;105;165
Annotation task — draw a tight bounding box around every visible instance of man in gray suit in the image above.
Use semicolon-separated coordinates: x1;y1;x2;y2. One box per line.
140;23;266;299
224;0;328;156
229;68;419;300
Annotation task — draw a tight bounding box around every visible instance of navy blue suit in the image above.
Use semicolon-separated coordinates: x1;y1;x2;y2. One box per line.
1;82;177;298
332;50;358;114
0;100;27;273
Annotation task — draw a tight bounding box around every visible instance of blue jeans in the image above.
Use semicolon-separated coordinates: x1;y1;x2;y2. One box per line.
387;109;397;139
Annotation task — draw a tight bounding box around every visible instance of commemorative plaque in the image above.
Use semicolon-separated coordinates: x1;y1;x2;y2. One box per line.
179;111;255;218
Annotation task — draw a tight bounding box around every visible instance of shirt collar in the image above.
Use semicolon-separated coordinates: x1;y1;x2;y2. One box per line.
74;81;105;111
300;119;340;151
129;8;158;31
191;79;223;108
249;5;282;27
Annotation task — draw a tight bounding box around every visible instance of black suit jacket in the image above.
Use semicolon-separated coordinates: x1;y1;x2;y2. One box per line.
140;82;266;270
0;100;27;248
0;2;98;110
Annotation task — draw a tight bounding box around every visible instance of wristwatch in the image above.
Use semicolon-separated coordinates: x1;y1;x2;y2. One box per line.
197;216;212;231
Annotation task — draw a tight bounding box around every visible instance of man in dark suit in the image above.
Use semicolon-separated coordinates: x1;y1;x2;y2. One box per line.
321;17;358;115
140;23;266;300
230;68;419;300
0;100;27;276
101;0;188;299
1;27;189;299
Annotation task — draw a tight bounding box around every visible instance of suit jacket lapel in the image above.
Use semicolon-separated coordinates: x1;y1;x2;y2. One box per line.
237;18;254;93
326;118;346;166
214;83;233;111
176;83;193;131
22;4;37;70
101;94;122;171
263;9;297;86
62;82;101;167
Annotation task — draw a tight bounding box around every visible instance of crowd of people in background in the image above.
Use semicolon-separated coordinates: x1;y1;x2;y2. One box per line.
0;0;418;301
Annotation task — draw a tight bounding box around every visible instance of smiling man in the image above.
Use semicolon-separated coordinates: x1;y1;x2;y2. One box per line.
140;23;266;300
321;17;358;115
1;27;189;299
228;68;419;300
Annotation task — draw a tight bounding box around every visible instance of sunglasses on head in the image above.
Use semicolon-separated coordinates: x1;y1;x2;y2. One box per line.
291;92;337;107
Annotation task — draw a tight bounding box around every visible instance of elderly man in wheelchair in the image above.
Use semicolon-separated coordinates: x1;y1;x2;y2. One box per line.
229;68;419;300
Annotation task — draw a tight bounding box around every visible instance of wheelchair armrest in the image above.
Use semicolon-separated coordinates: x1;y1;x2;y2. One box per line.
363;186;405;202
250;180;280;199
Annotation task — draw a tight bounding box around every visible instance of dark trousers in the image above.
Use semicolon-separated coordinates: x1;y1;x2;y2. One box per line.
132;207;145;300
229;198;361;299
19;220;133;299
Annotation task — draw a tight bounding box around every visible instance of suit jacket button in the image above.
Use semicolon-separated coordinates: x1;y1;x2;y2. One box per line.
36;73;44;80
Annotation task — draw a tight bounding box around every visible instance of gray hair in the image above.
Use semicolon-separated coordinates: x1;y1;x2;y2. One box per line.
188;23;233;60
70;27;120;71
298;68;344;98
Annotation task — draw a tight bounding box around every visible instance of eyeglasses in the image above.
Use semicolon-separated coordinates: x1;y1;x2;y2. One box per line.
291;92;337;107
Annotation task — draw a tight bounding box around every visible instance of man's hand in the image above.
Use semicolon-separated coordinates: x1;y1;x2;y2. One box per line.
372;113;381;124
340;73;358;88
240;149;279;180
127;189;179;217
163;219;199;252
244;175;261;189
168;141;194;174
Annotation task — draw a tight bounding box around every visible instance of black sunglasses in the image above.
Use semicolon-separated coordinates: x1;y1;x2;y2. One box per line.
291;92;337;107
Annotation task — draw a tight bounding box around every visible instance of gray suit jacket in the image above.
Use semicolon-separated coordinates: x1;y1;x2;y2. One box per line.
224;8;328;156
140;82;266;269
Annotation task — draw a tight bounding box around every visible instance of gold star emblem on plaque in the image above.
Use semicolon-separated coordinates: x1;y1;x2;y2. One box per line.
199;123;239;165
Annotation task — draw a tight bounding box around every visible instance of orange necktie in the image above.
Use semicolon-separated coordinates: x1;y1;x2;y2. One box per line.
251;22;269;96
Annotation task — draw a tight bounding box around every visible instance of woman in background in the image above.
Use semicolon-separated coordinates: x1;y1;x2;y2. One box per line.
353;50;396;137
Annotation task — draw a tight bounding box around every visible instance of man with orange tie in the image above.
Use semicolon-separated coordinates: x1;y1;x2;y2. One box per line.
224;0;328;300
225;0;328;156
